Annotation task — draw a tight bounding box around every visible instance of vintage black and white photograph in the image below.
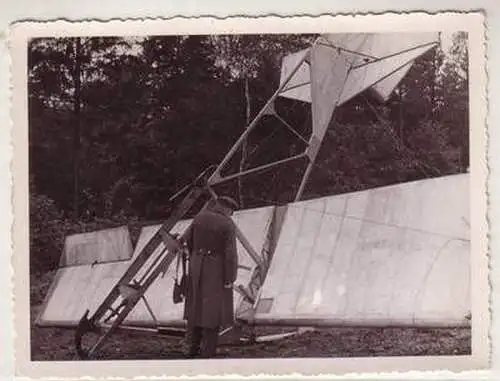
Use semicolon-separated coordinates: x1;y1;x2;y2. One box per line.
10;13;488;377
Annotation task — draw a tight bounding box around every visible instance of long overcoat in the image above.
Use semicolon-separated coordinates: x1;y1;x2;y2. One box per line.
183;208;238;329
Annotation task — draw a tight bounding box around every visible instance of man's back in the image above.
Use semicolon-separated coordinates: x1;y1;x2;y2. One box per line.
188;209;234;255
183;198;238;357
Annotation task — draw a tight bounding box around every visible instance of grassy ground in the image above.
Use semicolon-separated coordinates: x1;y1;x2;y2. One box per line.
30;271;471;361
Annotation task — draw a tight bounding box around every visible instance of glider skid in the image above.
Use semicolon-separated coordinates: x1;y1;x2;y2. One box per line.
74;168;214;359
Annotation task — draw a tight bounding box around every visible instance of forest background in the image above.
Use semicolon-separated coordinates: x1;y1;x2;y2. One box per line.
28;32;469;276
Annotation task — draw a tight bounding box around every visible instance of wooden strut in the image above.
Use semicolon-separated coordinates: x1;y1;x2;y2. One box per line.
73;164;275;359
74;168;213;359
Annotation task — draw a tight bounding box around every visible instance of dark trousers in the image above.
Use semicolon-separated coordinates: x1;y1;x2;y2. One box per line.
187;326;220;358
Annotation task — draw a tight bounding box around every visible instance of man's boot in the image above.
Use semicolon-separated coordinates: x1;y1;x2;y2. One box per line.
186;326;202;358
201;327;219;358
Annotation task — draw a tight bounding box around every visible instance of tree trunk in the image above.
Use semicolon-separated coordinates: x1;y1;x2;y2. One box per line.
431;45;437;120
398;88;404;142
238;76;250;208
72;37;82;221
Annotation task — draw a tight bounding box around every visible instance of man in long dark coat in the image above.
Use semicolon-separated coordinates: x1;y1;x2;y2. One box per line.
183;196;239;358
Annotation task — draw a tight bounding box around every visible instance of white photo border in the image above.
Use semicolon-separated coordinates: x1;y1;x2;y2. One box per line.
9;12;489;378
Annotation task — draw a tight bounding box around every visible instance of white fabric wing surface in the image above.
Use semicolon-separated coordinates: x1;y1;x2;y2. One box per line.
254;174;470;327
60;226;133;267
37;206;275;327
278;32;439;105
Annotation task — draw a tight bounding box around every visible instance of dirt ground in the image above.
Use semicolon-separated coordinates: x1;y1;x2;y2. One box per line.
31;321;471;361
30;271;471;361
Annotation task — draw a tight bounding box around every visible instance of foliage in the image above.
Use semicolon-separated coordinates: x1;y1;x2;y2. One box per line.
29;190;67;273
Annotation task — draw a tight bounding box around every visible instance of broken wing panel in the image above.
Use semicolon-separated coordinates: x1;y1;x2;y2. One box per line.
37;206;275;327
37;261;130;326
366;33;439;101
59;226;133;267
371;62;413;101
254;174;470;327
338;43;436;106
277;33;438;106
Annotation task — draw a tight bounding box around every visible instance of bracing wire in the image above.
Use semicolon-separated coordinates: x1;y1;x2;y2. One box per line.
273;112;309;145
244;98;308;165
362;93;442;177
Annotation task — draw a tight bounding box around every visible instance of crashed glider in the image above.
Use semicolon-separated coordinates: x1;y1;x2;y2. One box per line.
38;174;470;331
35;33;466;360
